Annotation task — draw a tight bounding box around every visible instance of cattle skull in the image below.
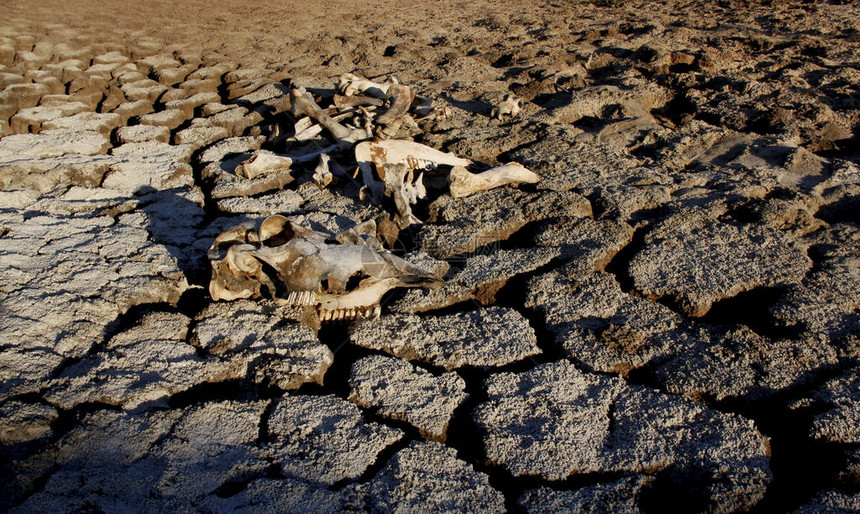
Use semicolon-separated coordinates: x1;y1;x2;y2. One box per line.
208;215;443;321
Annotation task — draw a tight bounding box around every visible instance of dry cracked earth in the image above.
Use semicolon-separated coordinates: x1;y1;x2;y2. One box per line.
1;0;859;512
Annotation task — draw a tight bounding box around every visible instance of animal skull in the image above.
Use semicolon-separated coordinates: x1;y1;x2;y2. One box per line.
208;215;442;322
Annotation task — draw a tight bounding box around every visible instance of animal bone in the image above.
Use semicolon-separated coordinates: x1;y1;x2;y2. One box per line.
235;151;295;179
333;94;384;109
335;218;384;250
376;114;422;140
380;163;425;227
376;84;415;126
338;73;396;99
290;87;368;143
291;111;353;142
313;153;333;187
208;215;442;322
235;145;349;180
448;162;540;198
355;139;471;204
491;93;521;121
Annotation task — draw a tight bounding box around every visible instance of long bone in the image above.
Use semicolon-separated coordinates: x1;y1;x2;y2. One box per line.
289;87;368;143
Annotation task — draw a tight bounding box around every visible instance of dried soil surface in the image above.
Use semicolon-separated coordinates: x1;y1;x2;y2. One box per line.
1;0;859;511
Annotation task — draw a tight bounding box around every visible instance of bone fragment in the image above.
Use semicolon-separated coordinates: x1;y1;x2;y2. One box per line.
448;162;540;198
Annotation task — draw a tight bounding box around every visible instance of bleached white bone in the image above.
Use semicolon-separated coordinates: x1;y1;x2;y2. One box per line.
207;216;443;323
235;151;295;179
355;139;471;204
291;112;353;142
235;146;349;179
338;73;396;99
448;162;540;198
290;87;368;143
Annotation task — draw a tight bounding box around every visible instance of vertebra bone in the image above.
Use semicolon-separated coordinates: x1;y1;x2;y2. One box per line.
313;153;333;187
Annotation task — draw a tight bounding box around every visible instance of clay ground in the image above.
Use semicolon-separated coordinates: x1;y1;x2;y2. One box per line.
1;0;859;512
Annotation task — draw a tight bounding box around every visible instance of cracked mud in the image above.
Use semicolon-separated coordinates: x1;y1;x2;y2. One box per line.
1;0;859;511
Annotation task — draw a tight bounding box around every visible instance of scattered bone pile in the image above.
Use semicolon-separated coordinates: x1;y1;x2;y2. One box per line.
208;74;540;321
1;0;859;512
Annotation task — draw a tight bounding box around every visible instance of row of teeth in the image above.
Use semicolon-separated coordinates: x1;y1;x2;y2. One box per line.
318;305;382;321
284;290;318;306
404;157;440;170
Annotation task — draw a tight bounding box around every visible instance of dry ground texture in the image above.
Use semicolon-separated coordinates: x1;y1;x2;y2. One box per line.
1;0;859;511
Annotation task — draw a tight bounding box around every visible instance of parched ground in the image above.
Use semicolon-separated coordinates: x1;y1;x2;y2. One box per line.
1;0;859;511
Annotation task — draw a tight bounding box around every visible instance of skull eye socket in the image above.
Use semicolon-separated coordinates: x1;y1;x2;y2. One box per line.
259;215;296;247
262;225;294;247
346;271;369;291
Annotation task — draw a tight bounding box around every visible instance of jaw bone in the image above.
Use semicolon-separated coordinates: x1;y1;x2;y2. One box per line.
447;162;540;198
354;139;472;204
208;215;442;322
